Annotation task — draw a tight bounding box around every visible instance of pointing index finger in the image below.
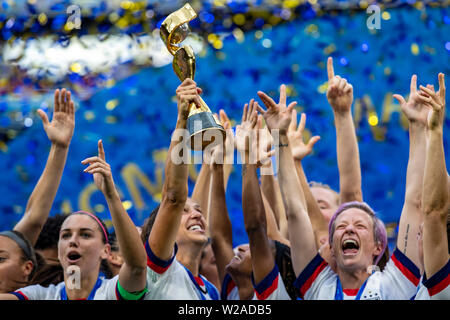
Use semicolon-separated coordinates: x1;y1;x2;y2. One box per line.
327;57;335;81
98;139;106;161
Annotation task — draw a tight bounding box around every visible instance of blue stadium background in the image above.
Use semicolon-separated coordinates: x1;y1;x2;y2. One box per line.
0;1;449;250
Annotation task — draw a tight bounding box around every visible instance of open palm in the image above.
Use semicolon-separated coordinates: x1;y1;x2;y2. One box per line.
37;89;75;148
287;110;320;161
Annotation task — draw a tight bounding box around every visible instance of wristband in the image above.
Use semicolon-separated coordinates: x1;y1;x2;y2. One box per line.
117;280;148;300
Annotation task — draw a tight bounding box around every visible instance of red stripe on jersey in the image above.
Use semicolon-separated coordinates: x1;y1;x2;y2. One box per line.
255;275;279;300
226;278;236;296
300;260;328;298
428;273;450;297
343;289;359;296
15;291;29;300
391;254;420;286
147;256;171;274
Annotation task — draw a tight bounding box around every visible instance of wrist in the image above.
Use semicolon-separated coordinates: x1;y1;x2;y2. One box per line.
333;109;352;119
211;162;224;171
176;117;188;129
278;134;289;145
427;128;444;137
409;122;426;131
104;184;120;200
51;142;70;151
239;150;250;164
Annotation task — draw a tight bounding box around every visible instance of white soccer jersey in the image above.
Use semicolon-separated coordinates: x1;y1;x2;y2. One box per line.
220;264;290;300
11;275;125;300
414;259;450;300
221;274;241;300
144;240;219;300
251;264;291;300
294;247;421;300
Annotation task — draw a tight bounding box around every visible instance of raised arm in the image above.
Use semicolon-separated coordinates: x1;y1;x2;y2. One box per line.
82;140;147;294
193;109;234;227
219;109;234;189
208;134;234;285
256;85;316;276
259;124;289;239
393;75;429;268
191;163;211;224
326;57;362;203
14;89;75;245
237;100;275;284
287;110;327;249
419;74;449;278
147;79;202;261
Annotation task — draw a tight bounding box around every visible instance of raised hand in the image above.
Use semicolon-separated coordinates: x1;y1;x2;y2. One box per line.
326;57;353;113
255;116;275;168
417;73;446;132
37;88;75;148
175;78;202;120
235;99;258;157
219;109;235;158
393;75;431;127
287;110;321;161
256;84;297;134
82;140;116;198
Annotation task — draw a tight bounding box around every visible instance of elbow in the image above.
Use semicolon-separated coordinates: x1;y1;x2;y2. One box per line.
339;190;363;204
128;265;147;278
161;187;188;209
244;223;266;237
423;199;449;219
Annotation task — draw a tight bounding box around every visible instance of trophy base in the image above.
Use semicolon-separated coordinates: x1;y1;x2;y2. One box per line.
187;112;225;151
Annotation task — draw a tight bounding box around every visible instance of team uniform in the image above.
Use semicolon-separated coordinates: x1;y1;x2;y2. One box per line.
413;259;450;300
220;264;290;300
294;247;421;300
221;273;241;300
10;275;135;300
144;240;219;300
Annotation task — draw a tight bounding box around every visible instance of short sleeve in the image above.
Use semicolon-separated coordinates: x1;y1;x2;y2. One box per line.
380;247;421;300
145;240;177;275
252;264;291;300
422;259;450;300
293;253;330;300
11;284;60;300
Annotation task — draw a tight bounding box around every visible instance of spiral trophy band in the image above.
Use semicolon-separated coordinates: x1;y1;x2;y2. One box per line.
160;3;225;150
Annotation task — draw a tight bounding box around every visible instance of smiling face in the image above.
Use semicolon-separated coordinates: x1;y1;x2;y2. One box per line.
176;198;208;247
330;208;382;273
58;214;110;277
0;236;33;293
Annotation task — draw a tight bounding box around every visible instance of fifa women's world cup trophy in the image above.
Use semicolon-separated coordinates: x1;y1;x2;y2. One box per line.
160;3;225;150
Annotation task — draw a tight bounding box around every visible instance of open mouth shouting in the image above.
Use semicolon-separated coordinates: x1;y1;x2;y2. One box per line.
67;251;82;264
341;238;360;257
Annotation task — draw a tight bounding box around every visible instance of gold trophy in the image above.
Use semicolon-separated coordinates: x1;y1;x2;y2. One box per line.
160;3;225;150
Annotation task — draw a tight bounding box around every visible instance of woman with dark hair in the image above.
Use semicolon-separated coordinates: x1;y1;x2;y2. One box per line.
0;231;38;293
0;140;147;300
140;79;219;300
